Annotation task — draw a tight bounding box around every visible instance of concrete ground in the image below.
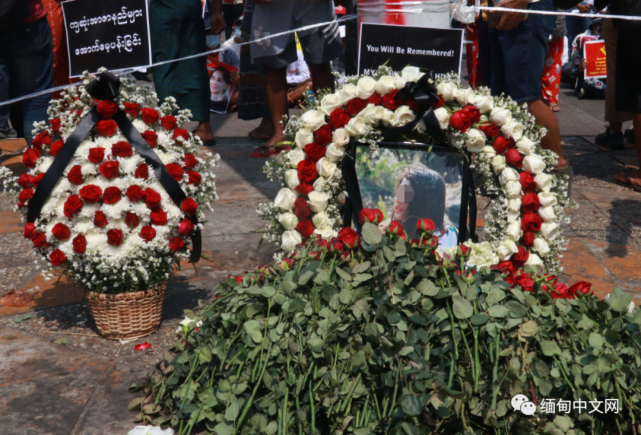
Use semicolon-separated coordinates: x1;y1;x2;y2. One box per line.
1;82;640;434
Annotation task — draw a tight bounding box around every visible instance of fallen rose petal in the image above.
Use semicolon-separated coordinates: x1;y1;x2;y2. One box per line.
134;342;152;351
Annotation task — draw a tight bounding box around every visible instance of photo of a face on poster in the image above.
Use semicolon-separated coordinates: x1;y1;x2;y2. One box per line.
207;57;238;114
355;147;465;248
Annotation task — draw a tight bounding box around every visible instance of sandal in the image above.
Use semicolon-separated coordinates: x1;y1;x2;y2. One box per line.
551;154;574;199
248;129;274;141
251;144;290;159
550;104;560;113
614;173;641;192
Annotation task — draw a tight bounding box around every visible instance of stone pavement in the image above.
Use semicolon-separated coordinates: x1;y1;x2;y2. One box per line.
1;92;640;434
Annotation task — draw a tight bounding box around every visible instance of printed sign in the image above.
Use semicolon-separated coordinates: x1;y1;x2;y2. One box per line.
584;40;607;79
207;57;238;114
62;0;152;77
358;23;464;77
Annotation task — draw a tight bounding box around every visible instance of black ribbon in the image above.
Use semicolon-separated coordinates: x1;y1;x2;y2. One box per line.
381;70;446;145
27;72;202;262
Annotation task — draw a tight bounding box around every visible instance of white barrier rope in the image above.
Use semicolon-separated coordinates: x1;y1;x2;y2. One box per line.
476;6;641;20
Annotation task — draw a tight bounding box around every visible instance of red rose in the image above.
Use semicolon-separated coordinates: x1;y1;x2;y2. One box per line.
178;218;194;235
141;130;157;148
568;281;592;295
338;227;360;249
519;172;537;193
67;165;83;184
181;198;198;215
417;218;436;235
33;232;48;248
382;89;400;110
329;237;344;253
511;246;530;268
123;102;140;118
99;161;119;179
141;108;160;125
513;272;534;293
50;249;67;266
161;115;177;130
329;108;351;130
492;137;515;155
479;123;499;138
150;208;168;226
403;98;419;112
18;188;34;205
449;111;472;133
521;213;543;232
431;95;445;109
551;283;573;299
79;185;102;203
126;185;143;202
493;261;515;274
304;143;326;163
52;222;71;240
95;119;118;136
522;192;540;213
22;148;40;168
64;194;83;218
296;219;315;238
103;186;122;204
166;163;184;182
50;118;61;133
173;128;189;141
295;181;314;197
187;170;202;185
94;211;108;228
24;222;37;239
49;139;64;157
107;228;124;246
135;164;149;179
461;105;481;123
367;92;383;106
88;147;105;163
96;100;118;119
143;188;161;208
125;212;139;228
505;148;524;168
293;197;310;219
183;153;198;169
297;159;318;182
18;174;34;188
32;131;52;149
139;226;156;242
314;124;332;145
111;141;133;158
73;235;87;254
387;220;403;235
169;236;185;252
346;98;368;116
522;232;535;247
33;173;44;187
359;208;384;224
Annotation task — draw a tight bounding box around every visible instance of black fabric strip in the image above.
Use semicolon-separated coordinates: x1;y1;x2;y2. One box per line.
341;140;364;233
468;166;478;242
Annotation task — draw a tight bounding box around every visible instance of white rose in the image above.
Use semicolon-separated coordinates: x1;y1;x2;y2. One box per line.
320;92;343;116
535;173;555;192
500;168;520;184
316;157;337;177
506;220;522;241
516;136;536;155
288;148;305;168
416;119;427;134
356;76;377;99
507;210;520;223
434;107;450;130
301;110;326;131
523;154;546;175
312;211;330;229
390;106;416;127
465;128;486;153
508;198;522;212
313;177;326;192
326;143;345;163
538;206;556;222
501;120;525;141
505;181;523;198
332;128;350;146
285;169;300;190
491;155;506;174
357;104;378;124
455;88;475;105
340;83;358;103
436;82;458;102
278;212;299;230
281;230;302;251
540;222;560;241
482;145;496;157
375;75;396;95
308;191;329;212
394;73;407;89
490;107;512;127
533;237;550;257
345;117;368;136
274;188;298;210
381;108;394;125
525;253;544;268
538;192;558;207
295;128;314;148
314;226;337;240
472;94;494;114
401;66;424;82
497;239;518;261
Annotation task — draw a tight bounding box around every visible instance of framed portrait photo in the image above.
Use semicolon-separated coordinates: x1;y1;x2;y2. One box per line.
207;56;238;114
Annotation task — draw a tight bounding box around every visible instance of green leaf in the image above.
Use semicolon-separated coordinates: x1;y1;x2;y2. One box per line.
244;319;261;335
340;287;352;305
336;267;352;281
55;337;68;345
214;422;235;435
608;287;634;312
417;279;439;296
505;301;528;318
488;305;509;318
352;261;371;274
401;394;422;416
352;298;368;320
298;271;315;285
399;346;414;356
225;400;239;421
541;340;561;356
199;346;213;362
12;313;33;323
264;421;278;435
553;415;573;432
452;295;473;319
470;314;489;325
362;223;382;245
518;320;539;339
486;288;506;306
589;332;605;349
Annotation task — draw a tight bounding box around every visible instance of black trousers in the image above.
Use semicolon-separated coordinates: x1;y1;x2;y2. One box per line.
222;3;244;40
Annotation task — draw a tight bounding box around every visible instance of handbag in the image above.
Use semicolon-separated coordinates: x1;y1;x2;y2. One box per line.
0;0;30;31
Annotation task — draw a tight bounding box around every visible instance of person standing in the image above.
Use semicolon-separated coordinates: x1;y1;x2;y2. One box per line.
42;0;69;89
150;0;224;146
542;13;566;112
222;0;244;40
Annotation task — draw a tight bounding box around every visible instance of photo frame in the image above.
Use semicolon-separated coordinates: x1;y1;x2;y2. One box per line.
207;56;238;114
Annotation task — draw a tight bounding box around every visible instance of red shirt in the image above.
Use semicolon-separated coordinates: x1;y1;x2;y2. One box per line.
24;0;47;23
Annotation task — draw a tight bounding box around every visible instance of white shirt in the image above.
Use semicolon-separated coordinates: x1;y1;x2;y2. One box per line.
222;38;240;60
286;50;311;86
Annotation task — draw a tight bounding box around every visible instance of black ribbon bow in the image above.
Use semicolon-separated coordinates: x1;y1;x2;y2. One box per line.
27;72;202;262
381;70;446;145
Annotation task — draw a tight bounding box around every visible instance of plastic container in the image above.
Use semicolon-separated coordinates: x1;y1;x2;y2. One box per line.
357;0;452;32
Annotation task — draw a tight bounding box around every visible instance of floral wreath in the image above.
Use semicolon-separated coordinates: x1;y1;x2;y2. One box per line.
259;66;570;273
0;72;219;292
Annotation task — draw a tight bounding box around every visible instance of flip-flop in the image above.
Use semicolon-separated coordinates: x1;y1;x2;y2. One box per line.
248;130;274;141
613;173;641;192
550;105;560;113
251;145;291;159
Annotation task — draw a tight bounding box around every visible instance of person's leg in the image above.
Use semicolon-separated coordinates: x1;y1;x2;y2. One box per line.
527;100;565;166
264;66;288;147
0;60;13;136
477;19;493;88
308;63;334;93
222;4;235;40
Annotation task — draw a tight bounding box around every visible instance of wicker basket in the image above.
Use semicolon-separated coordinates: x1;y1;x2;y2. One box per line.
85;283;167;340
